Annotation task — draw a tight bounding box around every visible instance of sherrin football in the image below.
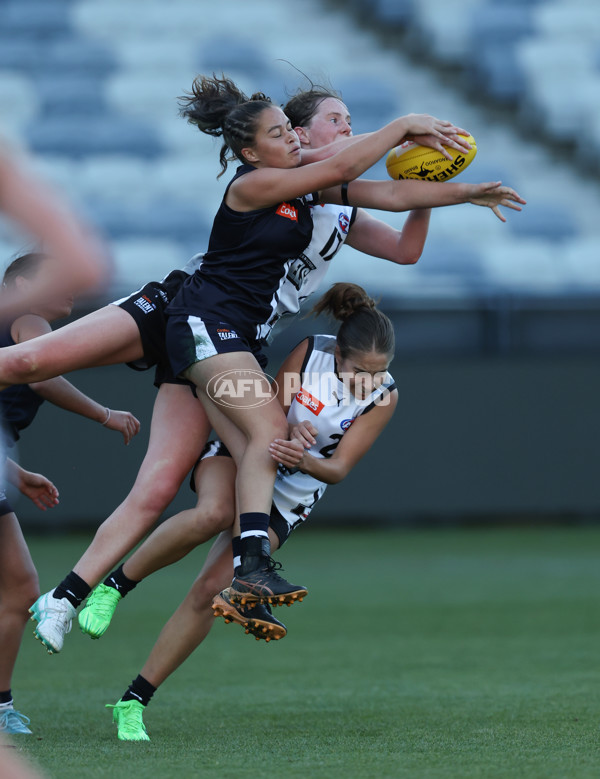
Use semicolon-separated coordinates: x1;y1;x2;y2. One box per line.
386;134;477;182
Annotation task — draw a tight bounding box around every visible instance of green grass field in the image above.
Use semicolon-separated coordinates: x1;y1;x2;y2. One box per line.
7;526;600;778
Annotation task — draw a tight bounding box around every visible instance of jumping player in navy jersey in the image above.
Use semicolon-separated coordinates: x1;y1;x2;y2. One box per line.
0;252;139;732
95;283;398;741
164;73;477;606
20;82;524;653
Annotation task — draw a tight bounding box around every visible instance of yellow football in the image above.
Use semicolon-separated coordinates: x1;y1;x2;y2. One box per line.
386;134;477;182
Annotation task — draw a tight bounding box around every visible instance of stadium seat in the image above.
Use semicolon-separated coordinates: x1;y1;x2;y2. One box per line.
25;116;164;159
506;201;578;242
0;1;73;38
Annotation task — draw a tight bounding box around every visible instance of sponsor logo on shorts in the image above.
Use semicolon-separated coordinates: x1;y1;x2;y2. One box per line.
133;295;156;314
216;328;239;341
296;388;324;415
206;369;277;409
276;202;298;221
340;418;354;431
338;213;350;234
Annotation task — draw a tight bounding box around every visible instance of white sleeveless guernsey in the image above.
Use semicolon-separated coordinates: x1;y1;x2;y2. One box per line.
273;334;396;528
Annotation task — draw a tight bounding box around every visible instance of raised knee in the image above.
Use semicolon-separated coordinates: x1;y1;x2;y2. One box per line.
3;572;39;612
1;348;41;385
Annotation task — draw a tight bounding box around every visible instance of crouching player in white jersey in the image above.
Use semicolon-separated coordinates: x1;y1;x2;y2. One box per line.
88;283;398;741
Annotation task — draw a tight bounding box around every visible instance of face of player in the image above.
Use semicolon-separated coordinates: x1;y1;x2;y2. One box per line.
241;106;302;169
295;97;352;149
335;346;391;400
21;257;75;321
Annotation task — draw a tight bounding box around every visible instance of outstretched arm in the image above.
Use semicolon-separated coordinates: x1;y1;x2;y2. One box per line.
5;458;59;510
230;114;468;211
0;142;110;301
321;179;526;221
345;207;432;264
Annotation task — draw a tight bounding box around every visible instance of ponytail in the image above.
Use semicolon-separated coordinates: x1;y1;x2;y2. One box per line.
179;74;272;177
311;283;395;358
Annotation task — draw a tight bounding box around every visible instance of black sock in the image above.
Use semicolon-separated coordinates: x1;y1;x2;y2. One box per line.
121;675;156;708
232;535;242;576
0;689;12;705
53;571;91;608
104;564;139;597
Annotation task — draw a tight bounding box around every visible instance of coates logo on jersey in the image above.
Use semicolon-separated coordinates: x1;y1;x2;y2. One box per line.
340;418;354;431
338;212;350;234
296;388;324;416
276;202;298;221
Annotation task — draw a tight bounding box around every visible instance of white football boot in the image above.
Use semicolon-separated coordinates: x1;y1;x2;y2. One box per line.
29;590;76;654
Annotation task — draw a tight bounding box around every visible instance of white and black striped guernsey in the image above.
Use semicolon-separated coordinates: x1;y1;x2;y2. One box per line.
180;201;356;344
273;334;396;527
167;163;317;342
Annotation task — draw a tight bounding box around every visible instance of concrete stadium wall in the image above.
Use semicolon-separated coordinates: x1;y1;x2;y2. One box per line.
12;315;600;530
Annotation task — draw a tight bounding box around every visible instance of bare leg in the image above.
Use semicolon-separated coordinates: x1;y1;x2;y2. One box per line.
186;352;288;518
140;528;281;688
0;513;39;691
73;383;212;587
0;306;143;390
123;457;236;582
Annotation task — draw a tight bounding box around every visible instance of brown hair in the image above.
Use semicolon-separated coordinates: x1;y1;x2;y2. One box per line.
312;283;395;359
179;74;273;177
3;252;47;288
284;84;343;129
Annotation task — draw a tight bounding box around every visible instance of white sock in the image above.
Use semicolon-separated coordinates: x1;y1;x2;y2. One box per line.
0;700;14;710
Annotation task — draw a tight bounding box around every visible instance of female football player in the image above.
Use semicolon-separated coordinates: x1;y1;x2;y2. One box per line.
0;252;138;733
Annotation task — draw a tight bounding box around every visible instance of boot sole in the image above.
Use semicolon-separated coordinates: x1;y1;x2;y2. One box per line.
212;593;287;642
227;587;308;608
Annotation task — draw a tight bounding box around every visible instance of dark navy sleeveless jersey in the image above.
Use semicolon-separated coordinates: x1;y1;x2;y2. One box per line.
0;319;45;445
167;164;316;341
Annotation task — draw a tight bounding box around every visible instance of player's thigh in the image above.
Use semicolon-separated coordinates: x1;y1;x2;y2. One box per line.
14;306;143;376
142;383;212;479
187;353;287;446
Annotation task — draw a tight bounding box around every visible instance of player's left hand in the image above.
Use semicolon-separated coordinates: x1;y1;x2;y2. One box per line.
269;438;305;469
18;470;59;510
104;409;141;444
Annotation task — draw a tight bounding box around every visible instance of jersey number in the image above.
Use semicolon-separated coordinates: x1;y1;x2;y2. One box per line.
320;228;343;263
319;433;343;459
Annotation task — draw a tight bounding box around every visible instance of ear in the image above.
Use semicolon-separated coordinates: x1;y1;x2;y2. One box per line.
294;126;310;146
241;147;259;163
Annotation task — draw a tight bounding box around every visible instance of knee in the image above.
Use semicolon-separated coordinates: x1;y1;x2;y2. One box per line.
187;572;224;613
129;468;183;518
193;500;232;539
2;570;39;613
1;347;41;385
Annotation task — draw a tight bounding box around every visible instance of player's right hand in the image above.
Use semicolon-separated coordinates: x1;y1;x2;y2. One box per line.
290;420;318;448
105;409;141;445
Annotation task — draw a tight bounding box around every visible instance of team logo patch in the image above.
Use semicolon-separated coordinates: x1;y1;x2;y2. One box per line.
133;295;156;314
296;388;324;415
338;212;350;234
276;202;298;221
216;328;239;341
340;418;354;431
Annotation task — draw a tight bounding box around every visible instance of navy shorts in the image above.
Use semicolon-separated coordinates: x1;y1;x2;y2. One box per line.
0;488;13;516
192;440;291;547
166;314;268;379
113;270;189;372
